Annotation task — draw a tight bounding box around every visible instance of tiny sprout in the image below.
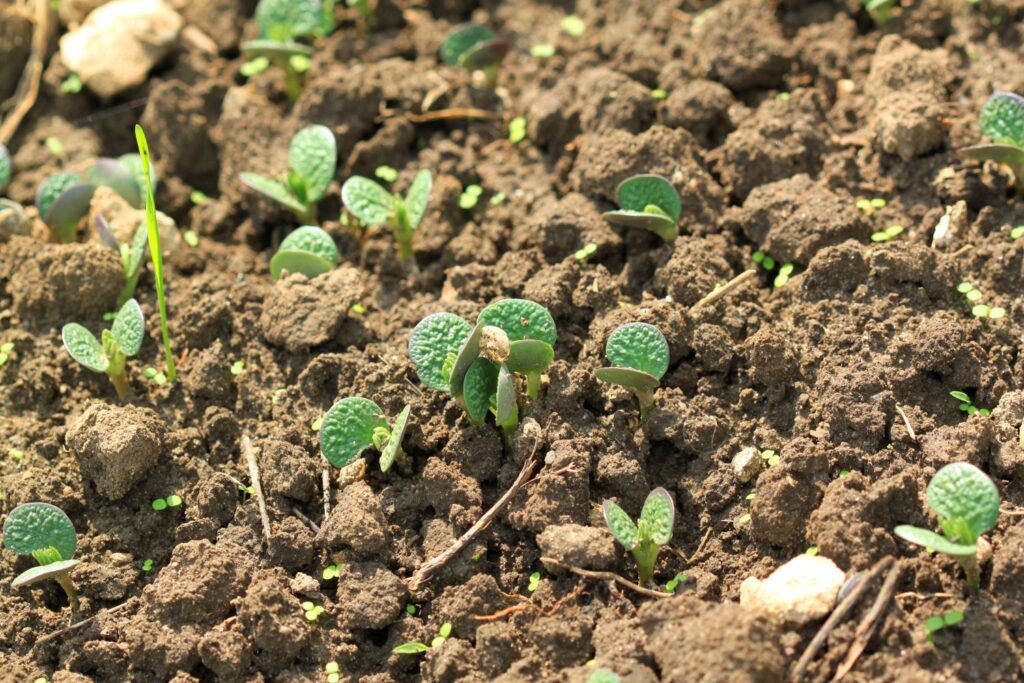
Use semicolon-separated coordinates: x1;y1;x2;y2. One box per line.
596;322;669;419
664;572;687;593
341;169;432;268
3;502;80;609
775;91;791;101
603;488;675;584
241;0;332;100
271;387;287;403
311;416;322;432
894;462;1000;590
141;558;153;572
575;242;598;262
94;215;148;306
60;74;82;94
241;125;337;223
805;546;819;556
0;341;14;367
651;88;668;100
752;250;776;271
530;44;556;59
394;622;453;654
440;24;510;90
302;600;325;622
9;448;25;462
323;564;341;580
509;116;527;144
864;0;896;25
406;603;417;614
855;197;887;216
561;14;586;36
587;669;621;683
924;610;964;643
960;91;1024;196
1011;225;1024;240
190;190;210;205
375;165;399;183
270;225;340;280
350;302;365;315
459;184;483;210
490;192;507;206
230;360;246;376
602;174;681;242
760;449;780;467
871;224;905;242
62;298;144;400
143;367;168;386
183;230;200;248
528;571;541;592
320;398;412;472
0;142;11;192
774;263;795;287
325;660;341;683
950;390;990;416
240;56;270;77
151;494;183;511
45;136;64;157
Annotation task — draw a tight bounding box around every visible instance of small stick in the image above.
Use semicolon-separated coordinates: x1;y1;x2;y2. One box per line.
691;270;757;311
292;506;320;534
407;108;502;123
33;601;133;649
791;556;894;682
540;557;670;600
472;603;533;622
0;0;51;144
832;561;902;682
321;458;331;517
241;435;272;546
687;526;714;564
895;404;917;441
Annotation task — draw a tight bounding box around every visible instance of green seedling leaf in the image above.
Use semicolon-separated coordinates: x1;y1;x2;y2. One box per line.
270;250;335;280
36;172;93;242
239;172;308;215
603;500;639;549
62;324;108;373
441;24;497;65
587;669;621;683
463;358;499;425
893;525;977;557
12;559;81;588
88;158;142;208
460;38;512;70
408;312;473;392
240;38;315;59
495;364;517;426
393;642;431;654
256;0;328;40
278;225;337;262
320;397;388;468
111;298;144;357
449;321;484;401
926;462;1000;544
270;225;340;280
506;340;554;375
958;143;1024;168
561;15;586;36
979;91;1024;147
341;176;394;225
594;367;660;392
375;165;398;183
404;170;432;231
289;125;337;204
0;143;11;191
478;299;557;345
639;487;675;545
603;174;680;242
605;322;669;379
3;502;77;562
379;404;411;473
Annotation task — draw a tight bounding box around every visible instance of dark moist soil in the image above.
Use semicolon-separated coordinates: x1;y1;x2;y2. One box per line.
3;0;1024;681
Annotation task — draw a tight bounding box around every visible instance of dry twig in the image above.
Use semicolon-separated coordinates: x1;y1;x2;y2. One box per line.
241;435;272;546
832;561;901;682
691;270;757;312
292;506;320;534
406;108;501;123
895;404;917;441
0;0;52;144
540;557;671;600
33;601;134;649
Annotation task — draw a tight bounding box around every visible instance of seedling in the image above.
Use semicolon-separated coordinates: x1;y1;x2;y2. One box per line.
341;169;431;268
0;341;14;367
950;390;990;416
94;215;148;306
141;558;154;572
230;360;245;376
752;251;794;287
871;224;905;242
322;564;341;580
302;600;325;622
960;91;1024;195
894;462;1000;590
143;367;167;386
602;174;681;242
325;661;341;683
0;142;11;192
664;572;688;593
603;487;675;583
8;448;24;462
374;165;398;183
440;24;510;89
2;502;80;609
595;322;669;419
406;604;417;614
151;494;183;511
241;0;334;100
62;298;144;399
855;197;887;216
393;622;453;654
270;225;339;280
864;0;895;25
459;183;483;209
561;14;586;36
509;116;527;144
587;669;621;683
575;243;598;262
760;449;780;467
530;44;555;59
924;610;964;643
752;250;776;271
241;125;337;223
36;171;93;243
320;397;412;472
955;282;1006;319
1011;225;1024;240
527;571;540;592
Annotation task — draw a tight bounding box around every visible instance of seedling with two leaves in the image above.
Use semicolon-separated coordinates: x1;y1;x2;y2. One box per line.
959;91;1024;196
270;225;339;279
394;622;453;654
241;125;336;223
950;390;990;416
94;215;149;305
924;610;964;643
320;398;411;473
62;299;144;400
602;174;681;243
341;170;431;269
441;24;511;90
241;0;335;100
596;322;669;419
2;502;80;610
603;487;675;583
409;299;556;439
894;462;1000;591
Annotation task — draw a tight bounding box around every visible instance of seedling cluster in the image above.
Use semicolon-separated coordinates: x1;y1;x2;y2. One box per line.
894;462;1000;590
301;600;325;622
595;322;669;419
950;391;990;416
2;502;80;609
241;0;333;100
270;225;339;280
960;91;1024;195
393;622;453;654
241;125;337;223
320;398;411;472
342;169;432;268
955;282;1005;320
62;299;145;399
603;488;675;583
752;251;794;288
441;24;510;89
855;197;887;216
602;174;681;242
151;494;183;511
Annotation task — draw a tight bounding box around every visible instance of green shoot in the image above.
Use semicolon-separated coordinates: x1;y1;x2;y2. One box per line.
325;661;341;683
575;242;598;262
0;143;11;192
760;449;780;467
959;91;1024;196
894;462;1000;591
322;564;341;580
864;0;895;25
924;610;964;643
94;215;148;306
2;502;80;609
143;367;168;386
955;282;1006;320
509;116;527;144
871;224;904;242
0;341;14;367
142;558;154;572
651;88;668;100
603;488;675;583
241;0;334;100
134;125;176;382
459;183;483;210
341;169;431;268
752;250;776;271
62;298;144;399
374;165;398;183
270;225;339;279
664;572;687;593
595;322;669;419
587;669;621;683
394;622;453;654
1011;225;1024;240
527;571;540;592
601;174;681;242
530;44;555;59
151;494;183;511
320;398;411;472
440;24;510;89
560;15;586;36
230;360;245;376
950;390;990;416
240;125;337;223
855;197;887;216
302;600;325;622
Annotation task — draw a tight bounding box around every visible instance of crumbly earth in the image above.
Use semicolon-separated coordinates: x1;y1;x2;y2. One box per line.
3;1;1024;681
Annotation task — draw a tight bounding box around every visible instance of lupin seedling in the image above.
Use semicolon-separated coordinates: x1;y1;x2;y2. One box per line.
894;462;1000;591
602;174;681;242
270;225;339;279
241;125;336;223
341;170;432;269
240;0;334;100
603;487;675;583
440;24;511;90
94;215;149;306
595;322;669;419
320;398;412;472
62;298;145;399
959;91;1024;196
2;502;80;610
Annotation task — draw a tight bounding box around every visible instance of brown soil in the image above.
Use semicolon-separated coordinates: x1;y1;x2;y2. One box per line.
3;0;1024;681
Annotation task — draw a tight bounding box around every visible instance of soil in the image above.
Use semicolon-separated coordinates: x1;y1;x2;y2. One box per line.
3;0;1024;681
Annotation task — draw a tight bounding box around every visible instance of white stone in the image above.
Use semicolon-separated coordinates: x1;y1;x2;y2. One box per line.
731;446;761;483
60;0;183;99
740;554;845;625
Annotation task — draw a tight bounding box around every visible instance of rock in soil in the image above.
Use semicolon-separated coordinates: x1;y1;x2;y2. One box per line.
740;554;846;625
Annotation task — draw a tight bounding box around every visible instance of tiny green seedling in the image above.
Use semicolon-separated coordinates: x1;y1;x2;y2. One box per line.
955;282;1005;320
863;0;895;25
459;183;483;210
2;502;80;609
375;165;398;183
752;251;794;287
1011;225;1024;240
322;563;341;580
950;390;990;416
871;224;905;243
924;610;964;643
151;494;183;511
320;397;412;472
141;558;154;572
960;91;1024;196
603;487;675;583
241;125;337;223
36;171;94;243
894;462;1000;591
325;661;341;683
302;600;325;622
143;367;167;386
651;88;668;100
270;225;339;279
561;14;586;36
587;669;621;683
8;448;24;462
241;0;333;100
602;174;681;242
760;449;780;467
595;322;669;419
94;215;148;306
62;298;144;400
509;116;527;144
527;571;540;592
752;250;776;271
440;24;510;89
855;197;887;216
664;572;687;593
575;243;598;262
230;360;245;376
530;44;555;59
0;341;15;367
341;169;431;268
0;142;11;192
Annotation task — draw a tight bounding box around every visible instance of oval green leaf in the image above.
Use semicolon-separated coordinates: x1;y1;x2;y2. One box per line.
605;322;669;379
341;176;394;226
463;358;498;425
926;462;1000;542
36;171;83;221
62;323;109;373
405;170;432;231
0;142;11;191
270;250;335;280
506;340;554;374
894;525;978;557
239;172;306;214
408;312;473;392
958;143;1024;167
602;209;678;242
440;24;497;65
2;502;77;561
379;404;411;473
12;559;81;588
615;175;681;222
979;91;1024;148
111;298;145;356
449;321;483;400
639;487;675;545
602;500;638;549
320;397;388;468
255;0;325;40
117;153;157;203
289;125;337;204
88;158;142;208
478;299;556;345
280;225;340;265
